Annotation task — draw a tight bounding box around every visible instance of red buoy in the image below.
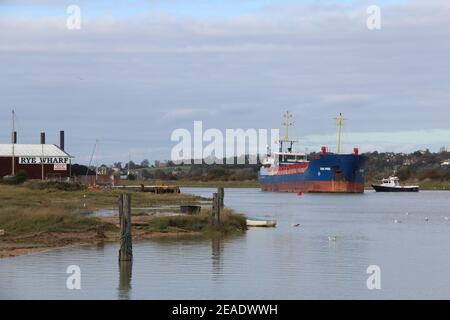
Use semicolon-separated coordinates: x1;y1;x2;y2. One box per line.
297;192;302;196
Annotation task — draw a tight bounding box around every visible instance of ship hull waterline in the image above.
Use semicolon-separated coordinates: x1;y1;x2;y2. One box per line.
260;181;365;193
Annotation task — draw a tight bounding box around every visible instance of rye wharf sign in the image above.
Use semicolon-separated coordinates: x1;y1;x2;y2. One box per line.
19;157;70;165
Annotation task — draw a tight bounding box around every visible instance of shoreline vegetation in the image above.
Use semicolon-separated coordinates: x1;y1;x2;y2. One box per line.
130;179;450;190
0;182;246;259
115;149;450;190
126;179;260;188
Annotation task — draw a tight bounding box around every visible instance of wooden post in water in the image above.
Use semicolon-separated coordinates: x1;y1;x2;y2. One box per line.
212;192;221;226
119;193;133;261
218;187;224;208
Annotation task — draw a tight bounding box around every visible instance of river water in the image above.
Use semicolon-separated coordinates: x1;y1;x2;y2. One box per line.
1;188;450;299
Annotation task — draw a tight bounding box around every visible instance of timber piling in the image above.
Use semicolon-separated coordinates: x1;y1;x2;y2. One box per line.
118;193;133;261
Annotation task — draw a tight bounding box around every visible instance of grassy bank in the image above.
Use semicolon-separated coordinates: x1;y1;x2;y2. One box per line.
415;180;450;190
0;183;246;258
0;181;203;212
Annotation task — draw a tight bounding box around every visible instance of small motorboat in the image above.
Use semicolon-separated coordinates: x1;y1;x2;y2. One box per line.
371;176;419;192
246;217;277;227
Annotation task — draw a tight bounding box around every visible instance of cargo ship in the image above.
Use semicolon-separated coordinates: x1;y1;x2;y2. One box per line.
259;112;366;193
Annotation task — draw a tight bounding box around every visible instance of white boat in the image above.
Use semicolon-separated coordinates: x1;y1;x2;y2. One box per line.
371;176;419;192
246;217;277;227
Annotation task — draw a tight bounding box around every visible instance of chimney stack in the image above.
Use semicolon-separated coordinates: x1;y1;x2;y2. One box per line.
12;131;17;144
40;132;46;144
60;130;65;151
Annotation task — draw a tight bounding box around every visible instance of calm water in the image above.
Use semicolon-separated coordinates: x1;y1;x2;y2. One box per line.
1;188;450;299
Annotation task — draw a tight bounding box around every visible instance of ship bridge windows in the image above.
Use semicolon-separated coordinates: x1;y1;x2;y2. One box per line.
279;154;305;163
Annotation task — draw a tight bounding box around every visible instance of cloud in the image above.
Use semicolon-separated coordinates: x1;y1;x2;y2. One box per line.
302;129;450;153
0;0;449;163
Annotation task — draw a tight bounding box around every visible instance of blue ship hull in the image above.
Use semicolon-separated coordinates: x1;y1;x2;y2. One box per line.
259;154;366;193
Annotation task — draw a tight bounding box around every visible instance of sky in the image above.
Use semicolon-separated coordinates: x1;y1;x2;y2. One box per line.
0;0;449;164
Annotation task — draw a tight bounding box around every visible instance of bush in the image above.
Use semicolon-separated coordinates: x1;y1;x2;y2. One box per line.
14;170;29;184
206;167;229;180
0;170;28;185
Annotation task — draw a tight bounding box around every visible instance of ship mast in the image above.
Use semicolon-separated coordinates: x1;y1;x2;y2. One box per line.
282;111;292;142
280;111;295;152
334;113;348;155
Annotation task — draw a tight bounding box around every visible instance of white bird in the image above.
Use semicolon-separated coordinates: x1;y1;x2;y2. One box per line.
394;219;401;224
328;236;337;242
291;223;300;227
425;217;429;222
405;212;409;216
444;217;449;221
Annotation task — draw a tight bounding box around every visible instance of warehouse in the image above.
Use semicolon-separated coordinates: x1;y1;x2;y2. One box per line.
0;131;72;180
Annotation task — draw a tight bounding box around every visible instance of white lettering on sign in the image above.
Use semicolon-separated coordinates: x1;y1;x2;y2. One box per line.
19;157;70;165
54;163;68;171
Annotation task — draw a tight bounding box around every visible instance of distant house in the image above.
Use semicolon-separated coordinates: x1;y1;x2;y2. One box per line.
441;159;450;166
403;159;414;166
112;167;121;174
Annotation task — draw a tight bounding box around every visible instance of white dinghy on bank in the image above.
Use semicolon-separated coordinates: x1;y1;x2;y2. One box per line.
246;217;277;227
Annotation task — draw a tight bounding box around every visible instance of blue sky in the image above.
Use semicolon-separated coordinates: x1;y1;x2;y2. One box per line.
3;0;268;17
0;0;449;164
1;0;407;18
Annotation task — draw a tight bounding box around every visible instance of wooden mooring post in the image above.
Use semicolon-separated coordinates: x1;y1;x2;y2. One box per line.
212;192;221;226
218;187;224;208
119;193;133;261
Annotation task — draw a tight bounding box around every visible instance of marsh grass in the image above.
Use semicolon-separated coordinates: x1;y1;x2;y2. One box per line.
0;184;203;236
25;180;86;191
0;208;114;234
146;208;247;236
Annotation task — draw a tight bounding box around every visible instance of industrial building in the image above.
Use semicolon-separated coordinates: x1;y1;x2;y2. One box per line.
0;131;72;180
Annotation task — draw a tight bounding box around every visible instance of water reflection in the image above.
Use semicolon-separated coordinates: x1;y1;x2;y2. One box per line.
118;261;133;300
211;237;224;279
96;241;105;251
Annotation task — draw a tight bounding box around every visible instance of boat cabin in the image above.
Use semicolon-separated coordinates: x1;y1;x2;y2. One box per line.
381;176;401;187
